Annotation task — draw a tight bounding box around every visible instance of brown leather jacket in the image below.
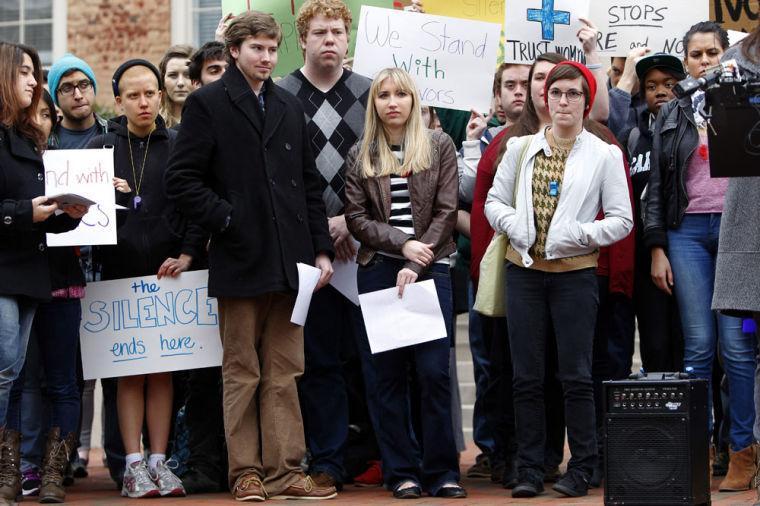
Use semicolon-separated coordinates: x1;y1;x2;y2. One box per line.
345;130;458;275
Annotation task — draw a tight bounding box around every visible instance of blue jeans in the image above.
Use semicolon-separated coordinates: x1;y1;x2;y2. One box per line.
0;296;37;428
19;334;48;470
299;284;367;481
668;213;756;450
467;282;495;456
506;264;598;479
357;256;459;494
8;299;82;436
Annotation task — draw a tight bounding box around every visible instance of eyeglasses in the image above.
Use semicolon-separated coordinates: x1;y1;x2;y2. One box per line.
547;88;585;103
57;80;93;96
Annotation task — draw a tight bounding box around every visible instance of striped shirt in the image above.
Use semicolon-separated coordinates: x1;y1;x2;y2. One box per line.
388;145;413;236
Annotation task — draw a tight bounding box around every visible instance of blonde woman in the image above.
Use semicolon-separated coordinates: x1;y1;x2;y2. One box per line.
158;45;195;128
345;68;466;500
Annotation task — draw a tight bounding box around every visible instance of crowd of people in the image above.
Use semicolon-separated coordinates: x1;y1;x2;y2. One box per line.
0;0;759;504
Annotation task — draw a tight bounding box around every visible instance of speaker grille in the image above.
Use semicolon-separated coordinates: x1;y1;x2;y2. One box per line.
606;416;689;502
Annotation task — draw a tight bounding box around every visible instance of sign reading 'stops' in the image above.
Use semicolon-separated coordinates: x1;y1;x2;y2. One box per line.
80;270;222;379
591;0;710;56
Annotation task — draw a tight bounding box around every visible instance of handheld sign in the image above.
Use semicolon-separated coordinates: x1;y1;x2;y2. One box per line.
591;0;710;56
426;0;505;25
79;270;223;379
44;148;117;247
353;6;501;112
504;0;590;64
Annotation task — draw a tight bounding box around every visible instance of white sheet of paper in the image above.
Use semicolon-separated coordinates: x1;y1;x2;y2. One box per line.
728;30;750;47
291;263;322;326
329;238;361;305
359;279;447;354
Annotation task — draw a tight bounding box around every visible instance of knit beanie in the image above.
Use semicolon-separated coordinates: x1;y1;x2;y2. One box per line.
111;59;163;97
544;61;597;118
48;53;97;107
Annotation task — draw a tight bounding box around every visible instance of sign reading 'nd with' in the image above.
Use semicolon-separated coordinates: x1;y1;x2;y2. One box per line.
353;6;501;112
80;270;222;379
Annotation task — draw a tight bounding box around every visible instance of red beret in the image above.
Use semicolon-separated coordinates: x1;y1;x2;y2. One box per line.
544;61;597;118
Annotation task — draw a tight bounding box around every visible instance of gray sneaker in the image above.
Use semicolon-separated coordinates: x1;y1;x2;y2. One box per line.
121;461;160;498
152;460;186;497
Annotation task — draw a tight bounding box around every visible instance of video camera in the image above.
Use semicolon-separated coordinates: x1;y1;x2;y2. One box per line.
674;60;760;177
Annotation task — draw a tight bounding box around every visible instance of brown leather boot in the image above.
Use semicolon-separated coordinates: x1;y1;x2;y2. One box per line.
39;428;77;503
719;444;757;491
754;444;760;506
0;428;22;501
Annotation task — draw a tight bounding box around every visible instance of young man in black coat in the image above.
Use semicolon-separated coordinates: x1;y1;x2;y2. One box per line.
164;10;335;502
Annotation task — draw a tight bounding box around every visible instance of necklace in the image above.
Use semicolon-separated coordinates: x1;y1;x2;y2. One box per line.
127;127;153;210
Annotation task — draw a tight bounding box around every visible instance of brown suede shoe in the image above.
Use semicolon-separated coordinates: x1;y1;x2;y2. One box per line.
310;471;342;491
719;445;757;491
233;473;266;502
269;475;337;500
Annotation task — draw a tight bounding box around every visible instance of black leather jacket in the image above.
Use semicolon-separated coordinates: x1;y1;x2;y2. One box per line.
643;96;700;250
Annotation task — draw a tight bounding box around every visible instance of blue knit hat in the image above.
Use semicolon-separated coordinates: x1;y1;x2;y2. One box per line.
48;53;97;106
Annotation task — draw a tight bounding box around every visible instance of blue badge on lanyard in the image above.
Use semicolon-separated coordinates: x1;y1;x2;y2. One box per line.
549;180;559;197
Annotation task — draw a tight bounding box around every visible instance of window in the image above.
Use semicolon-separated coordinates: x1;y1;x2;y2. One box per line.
193;0;222;47
171;0;222;49
0;0;55;64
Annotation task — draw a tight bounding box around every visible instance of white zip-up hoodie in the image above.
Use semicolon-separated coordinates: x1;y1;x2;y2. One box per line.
485;128;633;269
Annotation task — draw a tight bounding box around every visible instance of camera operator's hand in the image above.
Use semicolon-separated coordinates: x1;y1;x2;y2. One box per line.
651;247;674;295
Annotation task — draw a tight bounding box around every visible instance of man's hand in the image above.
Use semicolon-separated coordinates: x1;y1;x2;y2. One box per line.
62;204;89;219
465;109;491;141
396;267;419;297
113;177;132;193
401;240;435;266
314;253;333;291
32;196;58;223
650;247;674;295
157;253;192;279
329;214;356;261
618;47;651;93
404;0;424;12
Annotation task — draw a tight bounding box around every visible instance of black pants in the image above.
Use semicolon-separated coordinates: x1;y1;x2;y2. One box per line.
184;366;226;481
633;253;683;373
505;264;598;479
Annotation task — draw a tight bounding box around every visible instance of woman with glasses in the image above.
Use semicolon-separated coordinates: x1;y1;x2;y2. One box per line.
485;61;632;498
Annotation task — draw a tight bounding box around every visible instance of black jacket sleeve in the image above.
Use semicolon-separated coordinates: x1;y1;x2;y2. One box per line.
164;93;233;233
643;102;670;250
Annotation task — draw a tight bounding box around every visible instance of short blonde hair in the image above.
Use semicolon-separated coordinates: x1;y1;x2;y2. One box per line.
296;0;352;42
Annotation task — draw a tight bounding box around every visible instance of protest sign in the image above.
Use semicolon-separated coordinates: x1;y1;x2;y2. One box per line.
79;270;223;379
44;148;116;247
426;0;504;25
504;0;590;64
728;29;751;46
353;6;501;112
711;0;759;32
221;0;394;78
591;0;710;56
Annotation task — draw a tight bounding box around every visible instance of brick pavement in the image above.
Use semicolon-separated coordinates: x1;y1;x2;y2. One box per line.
62;447;756;505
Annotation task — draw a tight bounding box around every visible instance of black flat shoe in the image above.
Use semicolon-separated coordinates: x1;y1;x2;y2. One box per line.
434;485;467;498
393;483;421;499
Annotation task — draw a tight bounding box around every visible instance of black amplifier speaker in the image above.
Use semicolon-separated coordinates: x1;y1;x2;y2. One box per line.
604;373;710;506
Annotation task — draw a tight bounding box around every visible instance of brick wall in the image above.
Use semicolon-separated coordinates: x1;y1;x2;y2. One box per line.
66;0;171;110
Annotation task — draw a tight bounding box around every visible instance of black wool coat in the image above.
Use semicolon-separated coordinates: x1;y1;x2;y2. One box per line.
0;125;80;299
165;63;333;298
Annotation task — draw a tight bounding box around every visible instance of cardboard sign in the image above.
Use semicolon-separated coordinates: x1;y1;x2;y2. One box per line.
592;0;710;56
353;6;501;112
79;270;223;379
44;148;117;247
504;0;591;64
711;0;759;32
221;0;394;78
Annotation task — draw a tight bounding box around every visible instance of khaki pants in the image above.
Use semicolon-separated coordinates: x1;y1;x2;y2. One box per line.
218;293;305;495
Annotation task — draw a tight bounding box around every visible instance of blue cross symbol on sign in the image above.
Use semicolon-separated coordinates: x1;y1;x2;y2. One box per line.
527;0;571;41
